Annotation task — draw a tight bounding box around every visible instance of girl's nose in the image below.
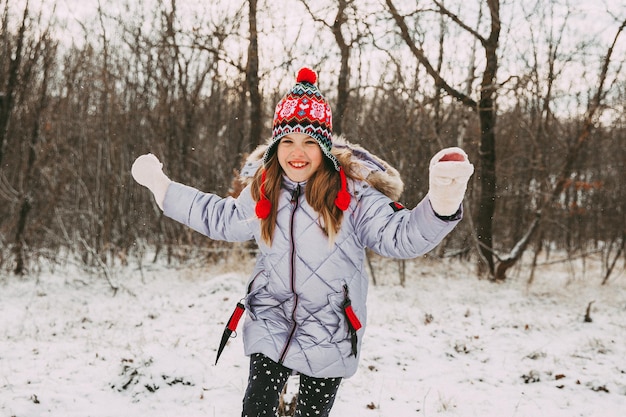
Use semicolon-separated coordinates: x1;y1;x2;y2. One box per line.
290;144;305;156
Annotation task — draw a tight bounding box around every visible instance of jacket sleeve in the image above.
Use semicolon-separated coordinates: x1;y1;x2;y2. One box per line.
353;187;461;259
162;182;256;242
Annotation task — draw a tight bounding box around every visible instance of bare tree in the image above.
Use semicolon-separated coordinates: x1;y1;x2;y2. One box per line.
12;30;56;275
494;17;626;280
300;0;365;136
247;0;263;147
385;0;500;276
0;2;59;274
384;1;624;281
0;0;622;279
0;2;28;166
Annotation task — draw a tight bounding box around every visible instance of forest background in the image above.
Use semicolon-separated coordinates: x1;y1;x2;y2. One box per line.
0;0;624;283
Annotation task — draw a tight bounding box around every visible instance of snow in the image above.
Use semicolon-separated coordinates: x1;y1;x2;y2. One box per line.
1;253;624;417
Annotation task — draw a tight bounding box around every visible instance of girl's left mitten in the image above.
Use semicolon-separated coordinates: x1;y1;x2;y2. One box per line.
428;147;474;216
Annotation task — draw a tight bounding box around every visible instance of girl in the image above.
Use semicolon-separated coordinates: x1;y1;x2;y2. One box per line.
131;67;474;417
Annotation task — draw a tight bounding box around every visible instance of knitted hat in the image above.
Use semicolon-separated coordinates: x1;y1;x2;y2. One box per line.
263;67;339;171
255;67;350;219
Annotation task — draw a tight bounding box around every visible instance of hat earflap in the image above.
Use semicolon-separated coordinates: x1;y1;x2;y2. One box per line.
255;170;272;219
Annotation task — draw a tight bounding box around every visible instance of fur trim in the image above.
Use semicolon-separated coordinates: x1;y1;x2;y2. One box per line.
237;136;404;201
332;137;404;201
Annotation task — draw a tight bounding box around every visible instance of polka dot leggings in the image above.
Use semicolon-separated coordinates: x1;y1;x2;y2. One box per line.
242;353;342;417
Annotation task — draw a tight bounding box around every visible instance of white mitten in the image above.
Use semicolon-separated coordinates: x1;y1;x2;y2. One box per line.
428;147;474;216
131;154;172;210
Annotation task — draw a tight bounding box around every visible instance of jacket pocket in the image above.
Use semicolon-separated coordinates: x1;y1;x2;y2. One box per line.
245;271;270;320
328;291;351;343
328;287;362;356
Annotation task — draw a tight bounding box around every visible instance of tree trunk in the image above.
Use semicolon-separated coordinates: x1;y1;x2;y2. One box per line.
247;0;263;147
332;0;350;136
0;6;28;166
13;197;31;275
476;2;500;275
476;105;496;276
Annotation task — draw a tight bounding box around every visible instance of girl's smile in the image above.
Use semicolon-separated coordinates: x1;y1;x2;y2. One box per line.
277;132;323;182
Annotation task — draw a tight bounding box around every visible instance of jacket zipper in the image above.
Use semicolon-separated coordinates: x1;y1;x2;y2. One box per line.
279;183;301;363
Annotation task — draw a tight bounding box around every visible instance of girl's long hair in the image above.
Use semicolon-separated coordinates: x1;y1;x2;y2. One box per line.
251;148;361;245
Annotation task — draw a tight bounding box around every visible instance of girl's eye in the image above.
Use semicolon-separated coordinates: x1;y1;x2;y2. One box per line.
281;139;293;144
305;140;317;145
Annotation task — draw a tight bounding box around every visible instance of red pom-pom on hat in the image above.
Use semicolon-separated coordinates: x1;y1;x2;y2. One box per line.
335;190;350;210
255;169;272;219
297;67;317;84
255;198;271;219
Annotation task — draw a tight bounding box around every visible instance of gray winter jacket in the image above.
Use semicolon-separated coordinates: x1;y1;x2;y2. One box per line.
162;140;461;378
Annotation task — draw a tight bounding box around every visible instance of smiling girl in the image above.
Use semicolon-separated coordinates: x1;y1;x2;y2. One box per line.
131;67;474;417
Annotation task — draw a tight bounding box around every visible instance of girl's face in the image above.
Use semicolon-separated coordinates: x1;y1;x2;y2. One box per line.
277;133;323;182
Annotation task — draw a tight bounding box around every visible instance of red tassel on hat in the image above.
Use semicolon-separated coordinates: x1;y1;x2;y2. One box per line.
334;167;351;210
255;170;271;219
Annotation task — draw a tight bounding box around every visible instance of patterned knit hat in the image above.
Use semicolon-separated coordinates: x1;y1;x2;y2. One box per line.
255;67;350;219
262;67;340;171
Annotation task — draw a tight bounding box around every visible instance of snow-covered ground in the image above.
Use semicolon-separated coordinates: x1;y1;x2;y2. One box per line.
1;252;624;417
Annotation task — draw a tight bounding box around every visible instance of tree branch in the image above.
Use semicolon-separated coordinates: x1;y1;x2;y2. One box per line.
431;0;487;45
385;0;478;109
547;18;626;205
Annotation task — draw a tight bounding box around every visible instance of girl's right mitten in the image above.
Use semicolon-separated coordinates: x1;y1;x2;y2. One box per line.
131;153;172;210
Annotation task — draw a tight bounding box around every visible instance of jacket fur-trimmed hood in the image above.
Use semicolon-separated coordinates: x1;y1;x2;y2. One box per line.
238;136;404;201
